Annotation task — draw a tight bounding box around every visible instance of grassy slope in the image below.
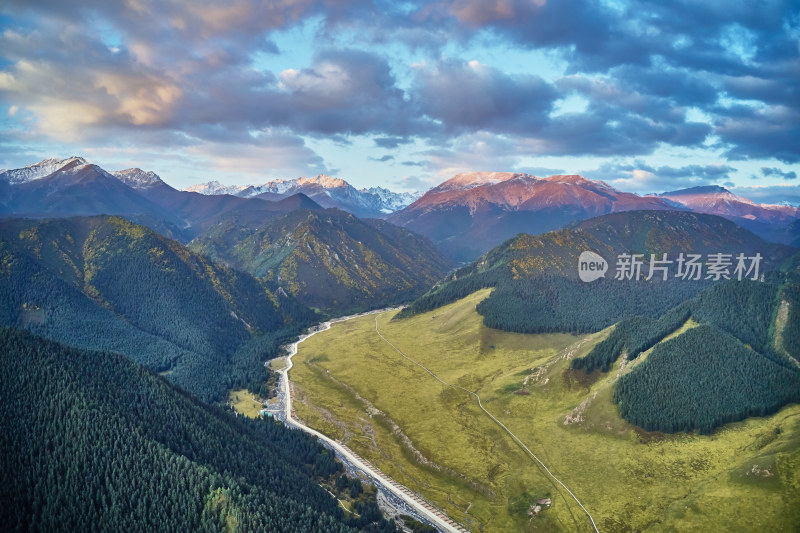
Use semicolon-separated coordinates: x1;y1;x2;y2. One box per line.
229;388;264;419
291;290;800;532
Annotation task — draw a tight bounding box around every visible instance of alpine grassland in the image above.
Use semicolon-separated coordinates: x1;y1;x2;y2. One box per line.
290;289;800;532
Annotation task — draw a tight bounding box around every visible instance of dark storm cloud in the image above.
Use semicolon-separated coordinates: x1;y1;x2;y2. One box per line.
761;167;798;180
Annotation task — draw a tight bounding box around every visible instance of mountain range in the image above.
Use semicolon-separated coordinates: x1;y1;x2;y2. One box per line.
0;158;451;312
3;158;797;261
387;172;799;262
2;156;799;532
2;157;798;301
653;185;799;244
186;175;421;218
189;203;450;311
0;215;314;401
398;206;800;433
400;210;795;332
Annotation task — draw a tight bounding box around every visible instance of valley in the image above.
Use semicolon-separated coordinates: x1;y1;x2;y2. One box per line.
277;308;467;533
290;289;800;532
4;2;799;531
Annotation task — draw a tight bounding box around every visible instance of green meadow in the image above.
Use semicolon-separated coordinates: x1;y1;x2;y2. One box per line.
290;289;800;532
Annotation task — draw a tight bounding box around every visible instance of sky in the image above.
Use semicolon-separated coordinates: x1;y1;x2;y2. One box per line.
0;0;798;203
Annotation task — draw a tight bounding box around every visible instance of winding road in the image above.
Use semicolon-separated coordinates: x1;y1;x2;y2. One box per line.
279;308;467;533
280;308;599;533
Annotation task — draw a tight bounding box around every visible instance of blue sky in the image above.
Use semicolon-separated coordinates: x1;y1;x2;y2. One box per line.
0;0;798;202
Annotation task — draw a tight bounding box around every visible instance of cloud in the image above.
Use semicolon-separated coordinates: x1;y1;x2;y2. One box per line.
608;65;719;108
270;49;423;136
715;104;800;163
184;131;327;176
512;112;711;158
730;184;800;206
414;132;527;179
416;0;633;69
0;22;185;140
411;58;557;135
369;154;395;162
517;166;566;176
0;0;798;181
391;174;436;191
586;160;737;193
761;166;798;180
374;136;412;149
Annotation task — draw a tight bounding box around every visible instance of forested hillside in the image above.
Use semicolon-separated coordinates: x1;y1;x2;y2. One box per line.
190;207;451;311
0;216;315;402
571;276;800;433
399;211;791;333
614;325;800;434
0;329;396;532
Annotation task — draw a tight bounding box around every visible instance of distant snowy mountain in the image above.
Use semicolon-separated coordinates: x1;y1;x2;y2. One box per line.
185;180;251;196
111;168;165;190
653;185;800;223
0;156;87;185
0;157;182;229
184;175;421;217
388;172;683;261
364;187;422;214
649;185;800;244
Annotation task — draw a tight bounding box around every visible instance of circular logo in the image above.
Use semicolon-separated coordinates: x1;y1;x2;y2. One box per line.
578;251;607;282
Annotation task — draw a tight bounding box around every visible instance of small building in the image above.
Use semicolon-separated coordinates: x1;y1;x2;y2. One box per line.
537;498;551;506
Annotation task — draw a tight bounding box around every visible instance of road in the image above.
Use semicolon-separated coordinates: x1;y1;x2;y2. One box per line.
275;308;468;533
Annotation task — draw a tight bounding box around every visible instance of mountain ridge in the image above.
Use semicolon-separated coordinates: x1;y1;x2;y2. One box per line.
186;174;421;217
189;206;451;312
0;215;314;401
399;210;794;334
389;172;799;261
388;172;680;261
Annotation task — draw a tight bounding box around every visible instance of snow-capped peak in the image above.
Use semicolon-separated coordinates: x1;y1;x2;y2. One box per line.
183;174;420;215
0;156;87;185
296;174;348;189
435;172;536;192
185;180;250;196
361;186;422;213
542;174;615;190
111;168;164;190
